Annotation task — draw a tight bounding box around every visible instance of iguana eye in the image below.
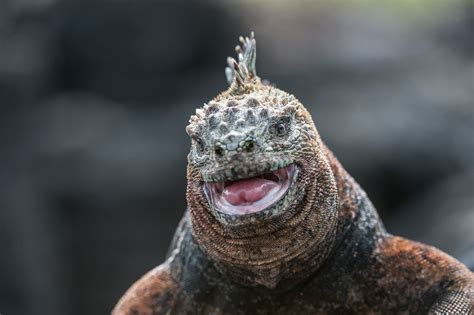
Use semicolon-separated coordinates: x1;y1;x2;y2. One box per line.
275;123;287;136
270;117;290;137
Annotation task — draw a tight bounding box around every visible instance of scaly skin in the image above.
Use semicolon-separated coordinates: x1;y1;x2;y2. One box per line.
113;33;474;314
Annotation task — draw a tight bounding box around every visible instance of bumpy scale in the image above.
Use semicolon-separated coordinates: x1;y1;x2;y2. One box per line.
113;33;474;314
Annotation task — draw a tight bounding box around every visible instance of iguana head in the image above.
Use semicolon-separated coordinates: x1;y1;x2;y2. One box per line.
185;33;339;288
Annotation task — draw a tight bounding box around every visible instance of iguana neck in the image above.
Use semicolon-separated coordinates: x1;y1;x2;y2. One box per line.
183;144;386;291
322;143;387;257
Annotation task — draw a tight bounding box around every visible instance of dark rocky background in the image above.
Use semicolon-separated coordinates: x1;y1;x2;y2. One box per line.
0;1;472;314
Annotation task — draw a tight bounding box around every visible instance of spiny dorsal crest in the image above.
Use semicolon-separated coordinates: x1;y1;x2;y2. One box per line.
225;32;260;89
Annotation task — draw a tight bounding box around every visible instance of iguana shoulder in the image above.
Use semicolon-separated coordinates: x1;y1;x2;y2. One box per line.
373;235;474;313
112;262;181;315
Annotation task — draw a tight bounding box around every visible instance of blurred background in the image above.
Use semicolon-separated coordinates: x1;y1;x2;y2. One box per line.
0;0;473;314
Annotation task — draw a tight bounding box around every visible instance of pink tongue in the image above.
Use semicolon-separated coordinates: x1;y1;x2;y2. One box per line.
222;178;278;205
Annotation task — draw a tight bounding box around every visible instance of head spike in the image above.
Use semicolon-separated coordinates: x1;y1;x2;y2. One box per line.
224;32;260;89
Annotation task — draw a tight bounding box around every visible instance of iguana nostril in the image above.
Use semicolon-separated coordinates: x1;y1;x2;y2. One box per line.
242;140;255;152
214;146;224;157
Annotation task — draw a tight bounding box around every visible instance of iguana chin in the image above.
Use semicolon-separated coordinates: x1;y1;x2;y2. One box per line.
113;33;474;314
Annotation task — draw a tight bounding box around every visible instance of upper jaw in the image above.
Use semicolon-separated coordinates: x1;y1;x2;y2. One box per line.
202;156;294;183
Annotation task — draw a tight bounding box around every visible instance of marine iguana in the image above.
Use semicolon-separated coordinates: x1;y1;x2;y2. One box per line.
113;33;474;314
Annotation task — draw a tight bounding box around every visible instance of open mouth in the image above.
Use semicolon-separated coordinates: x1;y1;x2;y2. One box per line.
203;164;297;216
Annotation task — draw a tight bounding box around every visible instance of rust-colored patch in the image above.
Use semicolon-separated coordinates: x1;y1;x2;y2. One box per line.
112;263;180;315
371;236;474;312
378;236;471;280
